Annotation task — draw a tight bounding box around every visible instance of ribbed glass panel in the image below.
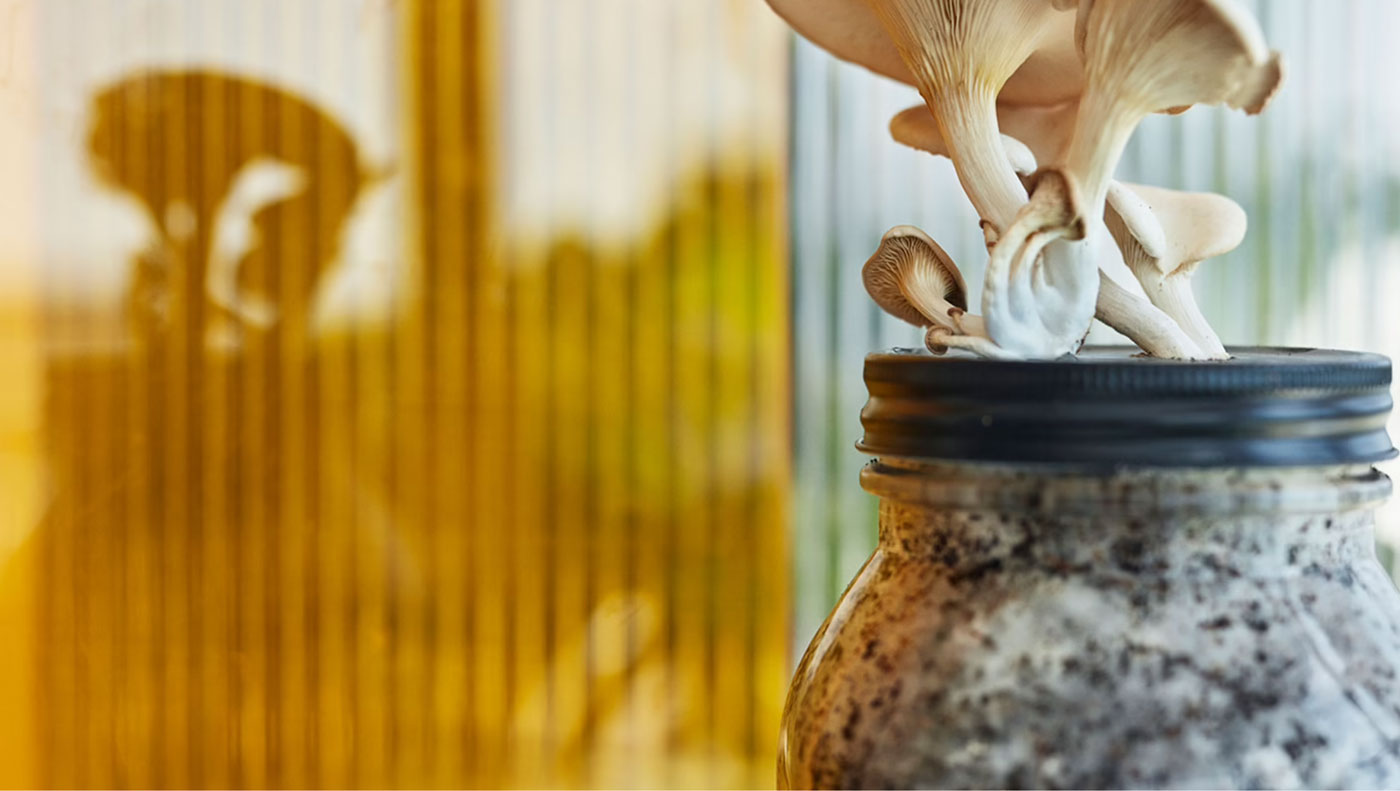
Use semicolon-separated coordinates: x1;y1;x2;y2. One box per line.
787;0;1400;641
0;0;790;787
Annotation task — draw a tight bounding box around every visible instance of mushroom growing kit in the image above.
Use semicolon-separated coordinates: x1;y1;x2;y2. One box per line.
767;0;1400;787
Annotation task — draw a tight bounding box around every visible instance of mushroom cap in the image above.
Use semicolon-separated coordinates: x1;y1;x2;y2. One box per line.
1000;136;1038;179
764;0;1083;105
1076;0;1284;116
862;225;968;327
1113;183;1247;274
1105;181;1167;259
889;101;1076;173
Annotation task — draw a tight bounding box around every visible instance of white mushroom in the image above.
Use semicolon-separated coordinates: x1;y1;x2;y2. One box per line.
774;0;1281;363
890;103;1220;360
1059;0;1283;220
1095;183;1206;359
1001;0;1280;358
862;1;1107;360
892;91;1207;172
889;101;1063;177
763;0;1083;106
1104;182;1167;259
1094;272;1206;359
769;0;1095;361
863;0;1079;235
1105;183;1247;359
862;225;973;334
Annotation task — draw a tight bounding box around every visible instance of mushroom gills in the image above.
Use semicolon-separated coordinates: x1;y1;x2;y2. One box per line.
862;226;970;333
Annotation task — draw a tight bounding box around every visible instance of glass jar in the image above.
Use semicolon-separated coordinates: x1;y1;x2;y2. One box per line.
779;348;1400;789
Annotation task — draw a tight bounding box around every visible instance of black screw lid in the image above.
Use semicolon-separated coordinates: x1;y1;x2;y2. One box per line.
858;346;1398;467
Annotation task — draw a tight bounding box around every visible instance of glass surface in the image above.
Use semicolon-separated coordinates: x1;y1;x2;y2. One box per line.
0;1;790;787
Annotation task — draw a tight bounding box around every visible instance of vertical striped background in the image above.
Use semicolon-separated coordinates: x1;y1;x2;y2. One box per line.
788;0;1400;643
1;1;1399;788
2;0;789;787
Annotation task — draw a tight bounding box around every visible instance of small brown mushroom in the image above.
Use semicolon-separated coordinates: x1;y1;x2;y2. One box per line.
862;225;971;333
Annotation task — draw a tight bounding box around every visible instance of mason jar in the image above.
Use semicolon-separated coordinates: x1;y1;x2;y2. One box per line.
779;347;1400;789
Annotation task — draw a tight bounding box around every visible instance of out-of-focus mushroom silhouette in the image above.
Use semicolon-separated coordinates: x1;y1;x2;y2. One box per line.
87;69;378;348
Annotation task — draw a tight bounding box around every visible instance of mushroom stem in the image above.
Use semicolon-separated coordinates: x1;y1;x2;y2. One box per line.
1140;272;1229;358
936;85;1030;233
952;311;987;337
1105;182;1244;361
928;328;1023;360
1095;271;1205;359
1060;91;1141;218
898;277;964;333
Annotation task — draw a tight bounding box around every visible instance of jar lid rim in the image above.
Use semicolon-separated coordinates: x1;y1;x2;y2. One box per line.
859;346;1398;468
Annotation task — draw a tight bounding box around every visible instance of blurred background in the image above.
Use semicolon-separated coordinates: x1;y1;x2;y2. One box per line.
0;0;1396;788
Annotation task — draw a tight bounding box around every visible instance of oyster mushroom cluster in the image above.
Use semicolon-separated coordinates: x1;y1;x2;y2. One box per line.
767;0;1283;360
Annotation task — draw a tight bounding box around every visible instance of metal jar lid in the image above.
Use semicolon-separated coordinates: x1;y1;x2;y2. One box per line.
857;346;1398;467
